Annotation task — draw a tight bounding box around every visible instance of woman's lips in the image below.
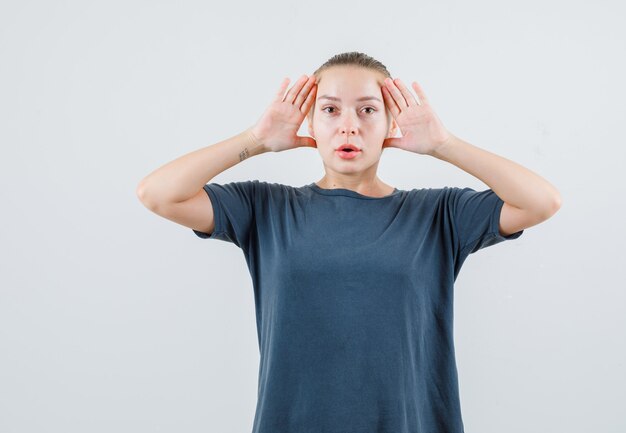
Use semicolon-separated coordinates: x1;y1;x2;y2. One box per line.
336;149;361;159
335;143;361;159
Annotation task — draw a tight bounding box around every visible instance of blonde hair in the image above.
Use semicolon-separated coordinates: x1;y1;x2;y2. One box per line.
313;51;392;80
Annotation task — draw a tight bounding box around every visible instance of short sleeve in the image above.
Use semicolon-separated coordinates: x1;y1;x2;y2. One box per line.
449;187;524;256
192;180;257;250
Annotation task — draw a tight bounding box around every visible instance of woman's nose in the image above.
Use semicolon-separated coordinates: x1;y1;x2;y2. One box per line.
340;124;357;135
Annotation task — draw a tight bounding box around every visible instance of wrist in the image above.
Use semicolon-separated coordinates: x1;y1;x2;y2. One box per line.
245;128;269;154
429;133;458;161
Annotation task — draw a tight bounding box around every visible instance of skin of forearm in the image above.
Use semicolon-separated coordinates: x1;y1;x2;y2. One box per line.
136;127;266;207
430;134;562;216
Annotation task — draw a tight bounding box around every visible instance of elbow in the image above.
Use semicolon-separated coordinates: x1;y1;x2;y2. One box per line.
136;181;145;200
136;180;155;209
553;194;562;212
551;191;562;213
136;179;147;200
549;184;562;213
542;194;562;219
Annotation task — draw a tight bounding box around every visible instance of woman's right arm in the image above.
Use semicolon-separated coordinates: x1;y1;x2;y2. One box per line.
136;74;318;235
135;127;267;235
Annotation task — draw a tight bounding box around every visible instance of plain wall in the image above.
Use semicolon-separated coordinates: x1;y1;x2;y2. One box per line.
1;0;624;432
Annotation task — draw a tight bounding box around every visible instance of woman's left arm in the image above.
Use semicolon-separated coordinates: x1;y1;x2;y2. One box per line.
380;77;562;237
430;135;562;236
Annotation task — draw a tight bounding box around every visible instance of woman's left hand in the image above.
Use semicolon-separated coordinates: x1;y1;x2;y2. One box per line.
381;78;453;155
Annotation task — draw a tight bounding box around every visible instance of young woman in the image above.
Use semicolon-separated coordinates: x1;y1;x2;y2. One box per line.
137;52;561;433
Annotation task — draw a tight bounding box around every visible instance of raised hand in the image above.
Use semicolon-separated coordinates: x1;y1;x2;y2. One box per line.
381;78;453;155
250;75;318;153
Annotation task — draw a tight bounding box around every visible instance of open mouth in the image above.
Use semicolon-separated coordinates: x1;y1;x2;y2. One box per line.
337;144;361;152
336;145;361;159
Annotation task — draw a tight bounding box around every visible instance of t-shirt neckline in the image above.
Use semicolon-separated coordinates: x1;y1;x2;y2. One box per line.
307;182;400;200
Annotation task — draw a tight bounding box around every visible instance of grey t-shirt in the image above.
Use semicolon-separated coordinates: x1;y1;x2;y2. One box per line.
193;180;523;433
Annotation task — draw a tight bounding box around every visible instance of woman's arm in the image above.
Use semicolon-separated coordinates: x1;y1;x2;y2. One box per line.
430;134;562;236
379;77;561;237
136;127;266;208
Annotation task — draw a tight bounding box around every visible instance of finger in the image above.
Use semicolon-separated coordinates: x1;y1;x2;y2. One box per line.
274;77;290;103
295;75;316;109
383;77;409;108
394;78;421;107
411;81;429;106
283;74;309;104
300;83;317;114
381;84;400;118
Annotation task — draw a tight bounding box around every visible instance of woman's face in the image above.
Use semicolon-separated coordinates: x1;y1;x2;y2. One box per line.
307;66;397;175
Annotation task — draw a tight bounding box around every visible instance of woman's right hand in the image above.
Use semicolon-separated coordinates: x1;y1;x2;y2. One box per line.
249;75;318;153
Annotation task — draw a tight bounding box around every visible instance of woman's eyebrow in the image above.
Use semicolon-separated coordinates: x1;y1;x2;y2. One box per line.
317;95;382;103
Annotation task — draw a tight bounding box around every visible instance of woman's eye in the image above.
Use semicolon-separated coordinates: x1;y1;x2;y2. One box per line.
322;106;376;114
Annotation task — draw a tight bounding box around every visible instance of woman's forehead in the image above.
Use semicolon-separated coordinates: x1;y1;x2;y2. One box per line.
318;66;385;84
316;69;385;97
